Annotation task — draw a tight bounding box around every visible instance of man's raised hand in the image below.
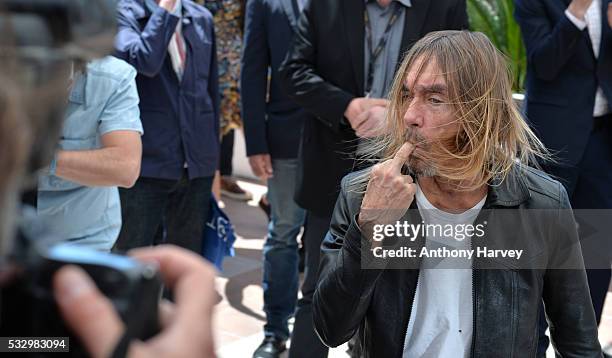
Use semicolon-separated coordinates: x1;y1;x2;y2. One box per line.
358;142;416;228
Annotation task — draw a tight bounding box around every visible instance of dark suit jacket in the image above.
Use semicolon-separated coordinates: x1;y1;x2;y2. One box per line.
515;0;612;193
279;0;469;217
241;0;305;159
114;0;220;179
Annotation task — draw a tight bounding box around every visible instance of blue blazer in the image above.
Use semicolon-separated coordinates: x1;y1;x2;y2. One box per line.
515;0;612;187
240;0;304;159
114;0;220;180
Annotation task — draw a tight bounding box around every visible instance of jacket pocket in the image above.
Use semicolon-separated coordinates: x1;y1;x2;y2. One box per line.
192;40;213;79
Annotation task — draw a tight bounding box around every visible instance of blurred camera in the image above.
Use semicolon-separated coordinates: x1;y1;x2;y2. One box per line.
0;241;162;357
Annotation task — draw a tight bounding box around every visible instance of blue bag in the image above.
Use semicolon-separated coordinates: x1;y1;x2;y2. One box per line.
201;197;236;271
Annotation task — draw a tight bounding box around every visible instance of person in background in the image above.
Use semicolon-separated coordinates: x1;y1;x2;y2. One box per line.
203;0;253;202
36;56;143;251
241;0;307;356
113;0;220;255
514;0;612;355
278;1;468;356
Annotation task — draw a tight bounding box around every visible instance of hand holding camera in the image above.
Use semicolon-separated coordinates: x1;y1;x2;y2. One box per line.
54;245;217;358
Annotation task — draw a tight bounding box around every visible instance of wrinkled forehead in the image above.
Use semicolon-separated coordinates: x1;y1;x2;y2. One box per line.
403;56;448;94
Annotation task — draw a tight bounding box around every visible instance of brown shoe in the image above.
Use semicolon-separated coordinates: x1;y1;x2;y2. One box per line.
220;177;253;201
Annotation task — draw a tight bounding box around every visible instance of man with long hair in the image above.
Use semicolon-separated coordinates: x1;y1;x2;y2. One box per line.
279;1;468;356
312;30;602;357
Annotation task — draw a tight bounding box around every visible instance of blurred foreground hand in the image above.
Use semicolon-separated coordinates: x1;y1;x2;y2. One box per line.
53;245;217;358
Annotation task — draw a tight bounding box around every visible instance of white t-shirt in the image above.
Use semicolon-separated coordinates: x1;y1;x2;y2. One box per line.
402;184;486;358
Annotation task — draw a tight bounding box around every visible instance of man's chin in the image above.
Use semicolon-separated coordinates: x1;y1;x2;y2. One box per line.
413;168;437;178
408;159;437;178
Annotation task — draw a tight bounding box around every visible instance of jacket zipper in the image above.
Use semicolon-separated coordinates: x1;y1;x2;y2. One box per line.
401;271;420;356
470;267;478;358
471;205;490;358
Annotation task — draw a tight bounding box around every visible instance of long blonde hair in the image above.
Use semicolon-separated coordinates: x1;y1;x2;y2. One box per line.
351;30;550;192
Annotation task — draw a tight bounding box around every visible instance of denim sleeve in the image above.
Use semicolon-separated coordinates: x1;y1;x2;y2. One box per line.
98;65;143;136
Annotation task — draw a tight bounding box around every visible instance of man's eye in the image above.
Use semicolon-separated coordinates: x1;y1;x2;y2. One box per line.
401;90;413;101
429;97;443;104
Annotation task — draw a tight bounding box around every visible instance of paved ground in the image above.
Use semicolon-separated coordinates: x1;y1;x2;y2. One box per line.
214;180;612;357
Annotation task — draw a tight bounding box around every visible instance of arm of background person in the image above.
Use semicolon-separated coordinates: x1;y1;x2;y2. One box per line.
240;0;270;157
54;67;142;188
55;131;141;188
114;0;179;77
278;0;355;133
514;0;587;81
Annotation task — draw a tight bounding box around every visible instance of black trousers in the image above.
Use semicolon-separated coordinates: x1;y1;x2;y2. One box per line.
114;172;213;254
289;211;331;358
220;129;234;177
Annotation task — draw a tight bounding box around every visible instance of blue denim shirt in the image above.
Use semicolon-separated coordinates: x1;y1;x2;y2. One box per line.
37;56;143;251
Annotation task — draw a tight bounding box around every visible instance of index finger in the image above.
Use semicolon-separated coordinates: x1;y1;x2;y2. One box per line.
390;142;414;173
129;245;217;290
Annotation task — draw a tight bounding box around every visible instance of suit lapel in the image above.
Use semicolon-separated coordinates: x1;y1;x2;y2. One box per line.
398;0;431;64
181;18;199;87
343;0;365;95
281;0;298;31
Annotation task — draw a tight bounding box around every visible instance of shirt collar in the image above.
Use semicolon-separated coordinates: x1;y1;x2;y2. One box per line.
406;164;531;211
364;0;412;8
68;70;87;106
145;0;187;18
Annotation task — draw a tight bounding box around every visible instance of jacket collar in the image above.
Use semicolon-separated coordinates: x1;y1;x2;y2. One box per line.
342;0;430;95
137;0;201;20
484;164;531;207
68;70;88;107
364;0;412;7
407;164;531;210
281;0;299;31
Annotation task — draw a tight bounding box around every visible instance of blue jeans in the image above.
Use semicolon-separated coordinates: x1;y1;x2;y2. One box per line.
263;159;306;340
114;170;213;255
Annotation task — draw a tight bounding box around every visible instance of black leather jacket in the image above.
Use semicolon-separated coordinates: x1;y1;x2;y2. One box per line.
313;165;602;358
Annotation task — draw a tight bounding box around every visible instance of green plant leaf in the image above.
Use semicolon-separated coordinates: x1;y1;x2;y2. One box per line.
467;0;526;92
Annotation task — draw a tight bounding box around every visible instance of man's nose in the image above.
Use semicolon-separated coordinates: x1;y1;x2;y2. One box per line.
403;101;423;128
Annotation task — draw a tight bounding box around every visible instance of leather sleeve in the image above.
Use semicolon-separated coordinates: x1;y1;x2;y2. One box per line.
312;176;384;348
277;0;354;133
542;182;603;357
